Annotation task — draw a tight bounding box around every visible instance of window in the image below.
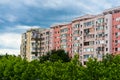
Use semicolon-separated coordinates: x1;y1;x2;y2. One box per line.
61;45;67;48
115;48;118;51
31;42;36;47
32;32;38;38
100;40;104;44
96;47;104;51
115;33;118;38
32;56;37;59
84;61;87;65
81;31;82;34
106;40;108;43
74;37;77;40
84;55;89;59
60;28;68;32
74;24;79;29
115;40;118;43
105;34;108;37
73;43;79;47
61;34;67;38
96;33;104;38
23;33;27;39
46;32;49;35
96;26;104;30
84;41;94;46
73;30;79;34
84;29;89;34
106;19;108;22
117;25;120;29
81;25;82;27
83;54;93;59
106;48;108;51
118;48;120;51
61;39;67;43
84;21;94;27
97;18;104;23
83;48;94;52
116;17;120;21
31;47;36;51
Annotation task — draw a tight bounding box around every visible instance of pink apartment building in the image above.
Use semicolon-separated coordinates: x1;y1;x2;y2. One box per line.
51;23;72;58
112;12;120;54
103;6;120;55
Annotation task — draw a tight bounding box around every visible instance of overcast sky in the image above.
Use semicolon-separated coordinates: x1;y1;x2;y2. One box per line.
0;0;120;55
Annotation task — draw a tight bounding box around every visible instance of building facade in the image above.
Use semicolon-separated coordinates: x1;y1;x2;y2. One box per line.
112;11;120;54
20;28;46;61
40;29;53;55
70;14;112;64
21;6;120;64
51;23;72;58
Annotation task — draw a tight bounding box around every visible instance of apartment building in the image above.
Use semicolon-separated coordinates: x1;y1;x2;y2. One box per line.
51;23;72;58
71;15;95;60
49;13;112;64
20;6;120;64
103;7;120;54
20;28;46;61
40;29;53;55
70;14;112;64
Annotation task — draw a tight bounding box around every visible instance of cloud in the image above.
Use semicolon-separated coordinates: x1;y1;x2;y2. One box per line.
0;0;119;29
15;25;40;30
0;25;41;49
0;0;120;56
0;49;19;56
5;25;40;32
0;19;4;23
5;14;17;22
0;0;11;4
0;25;41;55
0;0;114;12
0;33;21;49
0;0;118;11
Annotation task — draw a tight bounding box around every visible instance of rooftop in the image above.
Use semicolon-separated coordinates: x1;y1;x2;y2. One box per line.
50;22;71;28
72;14;95;22
103;6;120;14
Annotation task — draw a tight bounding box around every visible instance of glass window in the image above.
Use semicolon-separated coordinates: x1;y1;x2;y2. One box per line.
74;37;77;40
84;55;89;59
84;21;94;27
74;43;79;47
60;28;68;32
84;54;93;59
74;24;80;28
97;18;104;23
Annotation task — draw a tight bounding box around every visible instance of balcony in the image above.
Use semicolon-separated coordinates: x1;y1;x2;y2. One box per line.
84;34;95;41
96;47;104;53
96;29;104;33
84;41;94;47
84;28;95;36
83;54;94;61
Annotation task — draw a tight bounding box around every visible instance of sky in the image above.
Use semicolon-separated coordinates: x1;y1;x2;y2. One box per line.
0;0;120;55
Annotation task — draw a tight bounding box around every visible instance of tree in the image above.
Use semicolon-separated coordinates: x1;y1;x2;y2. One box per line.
39;52;51;63
1;54;120;80
39;49;71;63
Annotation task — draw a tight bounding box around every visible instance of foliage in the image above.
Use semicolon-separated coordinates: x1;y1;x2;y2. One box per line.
0;54;120;80
39;49;71;63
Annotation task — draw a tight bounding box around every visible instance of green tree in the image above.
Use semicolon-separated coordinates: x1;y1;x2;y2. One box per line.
1;53;120;80
39;49;70;63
